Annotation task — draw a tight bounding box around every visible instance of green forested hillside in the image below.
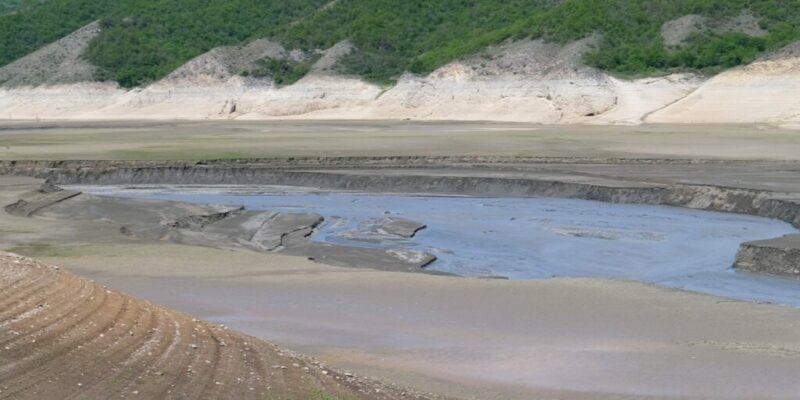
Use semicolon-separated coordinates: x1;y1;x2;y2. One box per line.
1;0;799;87
0;0;47;13
85;0;327;87
0;0;117;65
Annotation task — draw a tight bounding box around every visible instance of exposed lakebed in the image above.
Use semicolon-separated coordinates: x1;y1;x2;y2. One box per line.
75;185;800;306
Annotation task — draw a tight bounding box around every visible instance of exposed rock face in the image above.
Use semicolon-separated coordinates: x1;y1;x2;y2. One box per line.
78;39;382;120
661;11;767;48
648;42;800;125
2;19;800;125
734;235;800;277
0;21;101;87
0;82;124;120
0;25;703;124
721;11;768;38
310;40;354;74
588;74;700;125
163;38;286;85
661;14;708;47
361;39;615;123
315;39;699;124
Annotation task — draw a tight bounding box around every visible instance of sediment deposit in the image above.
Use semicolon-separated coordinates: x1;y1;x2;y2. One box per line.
3;157;800;277
3;183;437;272
734;234;800;277
0;251;435;400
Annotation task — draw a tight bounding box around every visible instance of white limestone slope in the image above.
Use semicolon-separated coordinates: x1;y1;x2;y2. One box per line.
648;43;800;125
0;23;712;124
0;83;124;120
0;21;102;87
0;21;126;119
248;39;701;124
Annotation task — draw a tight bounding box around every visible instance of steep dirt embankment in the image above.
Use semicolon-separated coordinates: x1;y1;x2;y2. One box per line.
81;40;383;120
2;158;800;229
0;251;441;400
0;22;701;123
4;13;800;125
0;21;124;120
648;42;800;126
5;159;800;277
0;21;101;87
735;234;800;277
335;40;698;124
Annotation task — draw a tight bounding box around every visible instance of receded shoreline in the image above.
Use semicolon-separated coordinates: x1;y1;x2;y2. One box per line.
68;183;800;305
4;157;800;278
4;122;800;399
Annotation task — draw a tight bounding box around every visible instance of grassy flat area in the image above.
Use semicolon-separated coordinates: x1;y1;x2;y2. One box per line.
0;121;799;161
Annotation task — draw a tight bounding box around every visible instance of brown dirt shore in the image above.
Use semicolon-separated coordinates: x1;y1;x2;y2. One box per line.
4;122;800;399
3;176;800;399
1;121;800;161
0;251;444;400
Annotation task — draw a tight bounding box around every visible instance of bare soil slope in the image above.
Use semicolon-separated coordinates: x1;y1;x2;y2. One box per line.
0;21;700;124
648;42;800;125
0;21;100;87
3;18;799;126
0;251;439;400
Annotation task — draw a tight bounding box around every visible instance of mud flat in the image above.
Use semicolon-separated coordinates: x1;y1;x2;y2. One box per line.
5;122;800;399
3;184;438;272
77;184;797;306
5;155;800;277
24;242;800;400
3;175;800;398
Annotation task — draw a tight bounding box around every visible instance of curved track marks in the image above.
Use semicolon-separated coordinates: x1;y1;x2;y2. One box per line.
0;252;440;400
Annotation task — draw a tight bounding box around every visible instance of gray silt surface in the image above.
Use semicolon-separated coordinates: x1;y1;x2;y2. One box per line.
74;184;800;306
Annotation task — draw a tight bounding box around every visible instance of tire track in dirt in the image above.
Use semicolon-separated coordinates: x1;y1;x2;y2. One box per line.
0;252;448;400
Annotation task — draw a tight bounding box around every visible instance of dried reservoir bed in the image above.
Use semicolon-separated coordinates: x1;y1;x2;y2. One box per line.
74;184;800;306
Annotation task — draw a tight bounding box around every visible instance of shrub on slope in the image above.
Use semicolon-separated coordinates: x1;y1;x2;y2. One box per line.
84;0;327;87
284;0;800;82
0;0;118;67
2;0;800;87
0;0;49;13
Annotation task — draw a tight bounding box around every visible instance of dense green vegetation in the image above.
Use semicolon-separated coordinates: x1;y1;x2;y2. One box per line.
2;0;800;87
0;0;48;13
242;56;318;87
284;0;800;81
0;0;119;66
85;0;327;87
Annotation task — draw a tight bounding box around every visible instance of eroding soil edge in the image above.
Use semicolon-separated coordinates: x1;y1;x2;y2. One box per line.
0;251;445;400
3;158;800;277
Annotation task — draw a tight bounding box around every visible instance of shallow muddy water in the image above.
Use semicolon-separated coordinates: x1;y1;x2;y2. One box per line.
77;185;800;306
